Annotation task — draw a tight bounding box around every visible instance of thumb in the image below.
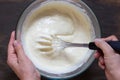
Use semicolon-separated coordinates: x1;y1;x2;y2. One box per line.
95;39;115;57
13;40;28;61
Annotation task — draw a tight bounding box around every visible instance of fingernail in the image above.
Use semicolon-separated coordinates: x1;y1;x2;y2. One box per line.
12;31;15;34
14;40;18;46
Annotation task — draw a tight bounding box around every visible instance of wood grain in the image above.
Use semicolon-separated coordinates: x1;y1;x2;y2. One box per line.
98;0;120;6
0;0;120;80
0;0;29;2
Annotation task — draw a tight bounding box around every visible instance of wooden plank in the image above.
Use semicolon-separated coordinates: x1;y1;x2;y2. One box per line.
0;0;120;80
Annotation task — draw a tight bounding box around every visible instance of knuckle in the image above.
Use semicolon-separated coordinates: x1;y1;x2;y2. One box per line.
98;40;105;46
7;58;13;66
111;35;118;40
16;45;21;50
7;59;11;66
111;35;116;38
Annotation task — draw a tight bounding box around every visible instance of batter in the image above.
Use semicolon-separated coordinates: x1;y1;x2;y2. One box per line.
21;1;95;74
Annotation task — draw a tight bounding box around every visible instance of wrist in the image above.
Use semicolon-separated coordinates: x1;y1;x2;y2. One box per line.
21;76;41;80
20;71;41;80
21;78;40;80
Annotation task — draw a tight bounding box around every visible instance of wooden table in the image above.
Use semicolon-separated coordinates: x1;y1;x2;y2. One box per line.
0;0;120;80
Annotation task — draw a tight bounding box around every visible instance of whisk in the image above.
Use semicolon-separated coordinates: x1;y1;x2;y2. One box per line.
37;35;120;54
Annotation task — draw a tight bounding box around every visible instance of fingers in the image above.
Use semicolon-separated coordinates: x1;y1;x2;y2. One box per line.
8;31;15;55
95;39;115;57
98;57;105;70
94;35;118;70
8;31;28;61
7;31;18;67
94;52;105;69
94;51;101;58
102;35;118;41
13;40;28;61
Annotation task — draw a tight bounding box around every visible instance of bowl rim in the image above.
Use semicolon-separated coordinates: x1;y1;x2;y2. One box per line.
16;0;101;79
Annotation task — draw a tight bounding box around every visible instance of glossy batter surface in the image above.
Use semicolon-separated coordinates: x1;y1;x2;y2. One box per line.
22;1;95;74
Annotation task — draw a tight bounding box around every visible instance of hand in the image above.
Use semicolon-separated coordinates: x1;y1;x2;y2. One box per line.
7;31;40;80
94;35;120;80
